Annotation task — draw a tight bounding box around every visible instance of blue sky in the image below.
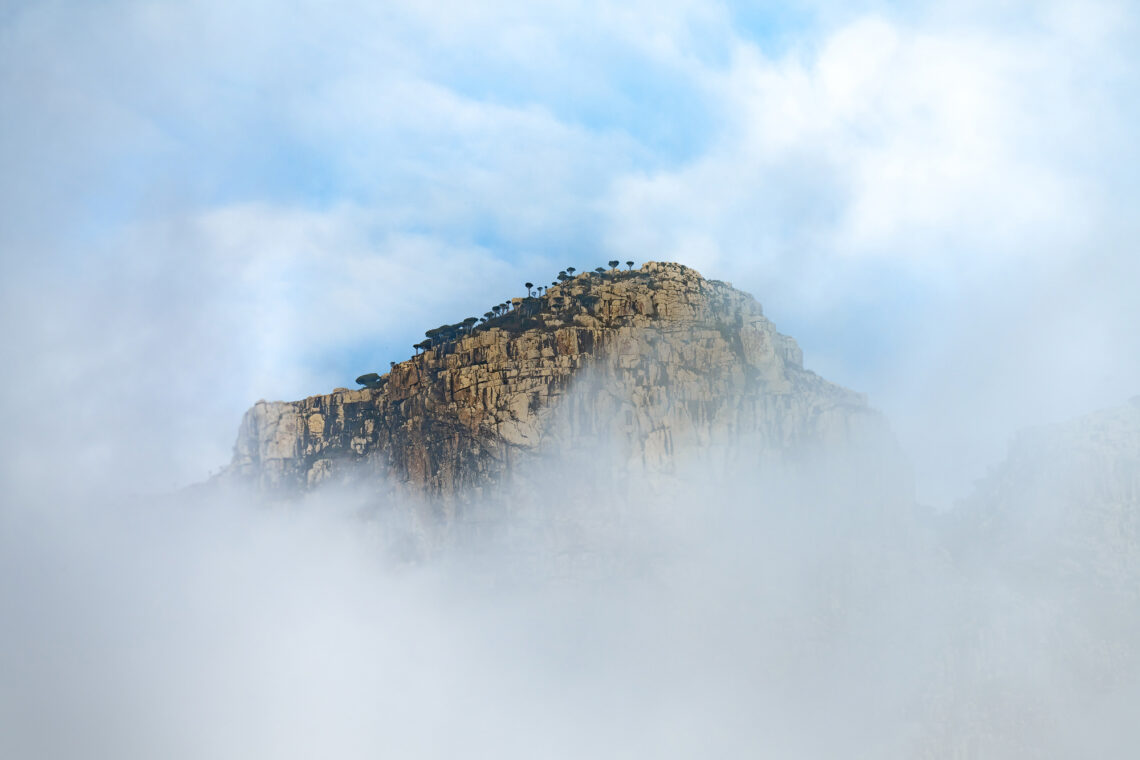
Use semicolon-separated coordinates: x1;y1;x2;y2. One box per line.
2;0;1138;503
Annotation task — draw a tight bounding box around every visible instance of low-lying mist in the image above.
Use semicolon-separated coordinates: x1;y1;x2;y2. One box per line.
4;410;1138;759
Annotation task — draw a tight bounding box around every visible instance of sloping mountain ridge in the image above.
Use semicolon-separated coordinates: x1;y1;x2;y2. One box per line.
221;262;902;510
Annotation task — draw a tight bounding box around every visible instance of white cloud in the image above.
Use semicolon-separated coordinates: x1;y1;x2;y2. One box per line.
607;8;1120;273
599;4;1140;502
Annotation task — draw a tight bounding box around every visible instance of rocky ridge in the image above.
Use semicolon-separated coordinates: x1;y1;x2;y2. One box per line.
223;262;894;509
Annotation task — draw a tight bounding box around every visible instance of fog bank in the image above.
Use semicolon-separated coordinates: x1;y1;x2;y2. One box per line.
3;420;1137;758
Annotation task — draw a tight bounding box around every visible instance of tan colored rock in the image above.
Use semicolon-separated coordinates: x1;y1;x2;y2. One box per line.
221;262;899;509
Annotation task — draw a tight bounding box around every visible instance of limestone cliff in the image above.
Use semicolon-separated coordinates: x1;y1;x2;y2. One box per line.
222;262;899;508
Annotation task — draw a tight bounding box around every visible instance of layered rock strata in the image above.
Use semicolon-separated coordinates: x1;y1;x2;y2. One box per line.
223;262;899;509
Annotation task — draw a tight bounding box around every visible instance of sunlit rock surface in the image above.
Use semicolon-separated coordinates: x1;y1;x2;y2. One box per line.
222;262;904;509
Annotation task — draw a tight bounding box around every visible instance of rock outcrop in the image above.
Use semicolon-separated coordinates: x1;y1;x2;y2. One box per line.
222;262;902;510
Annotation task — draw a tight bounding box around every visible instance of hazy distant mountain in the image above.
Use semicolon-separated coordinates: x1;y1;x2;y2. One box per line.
918;398;1140;758
949;396;1140;593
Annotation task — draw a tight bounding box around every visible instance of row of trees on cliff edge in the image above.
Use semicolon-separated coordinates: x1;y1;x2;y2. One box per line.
354;260;639;388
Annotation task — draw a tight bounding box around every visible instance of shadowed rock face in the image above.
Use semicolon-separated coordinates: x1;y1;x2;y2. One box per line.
222;262;902;509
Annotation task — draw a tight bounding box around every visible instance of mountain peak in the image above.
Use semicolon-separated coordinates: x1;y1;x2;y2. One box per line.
221;261;894;507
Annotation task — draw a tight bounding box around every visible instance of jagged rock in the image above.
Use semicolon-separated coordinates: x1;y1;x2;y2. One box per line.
222;262;903;511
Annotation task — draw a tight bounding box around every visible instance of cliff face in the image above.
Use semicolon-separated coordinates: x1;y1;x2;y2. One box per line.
223;262;899;507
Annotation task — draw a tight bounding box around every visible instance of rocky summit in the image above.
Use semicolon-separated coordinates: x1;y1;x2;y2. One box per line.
221;262;899;509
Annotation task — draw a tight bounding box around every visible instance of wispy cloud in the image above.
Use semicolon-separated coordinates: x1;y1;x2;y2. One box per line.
603;2;1140;499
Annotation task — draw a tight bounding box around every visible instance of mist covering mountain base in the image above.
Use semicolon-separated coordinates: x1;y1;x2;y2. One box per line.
3;266;1138;758
7;410;1138;758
